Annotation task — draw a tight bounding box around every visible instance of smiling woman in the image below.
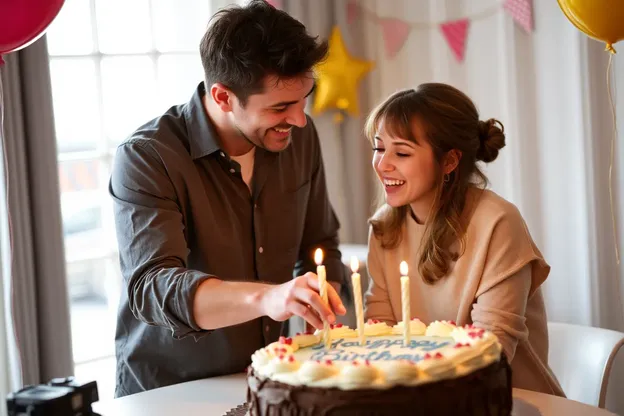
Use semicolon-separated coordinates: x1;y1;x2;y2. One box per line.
363;83;565;397
365;84;504;281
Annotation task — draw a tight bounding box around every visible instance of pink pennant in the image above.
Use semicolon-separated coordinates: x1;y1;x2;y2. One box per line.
504;0;533;33
380;18;411;58
265;0;283;10
347;0;359;26
440;19;470;62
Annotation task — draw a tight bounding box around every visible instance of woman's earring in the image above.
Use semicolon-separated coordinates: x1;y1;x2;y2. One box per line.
444;173;450;183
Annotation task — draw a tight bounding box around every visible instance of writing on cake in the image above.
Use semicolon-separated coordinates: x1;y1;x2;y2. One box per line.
309;337;450;362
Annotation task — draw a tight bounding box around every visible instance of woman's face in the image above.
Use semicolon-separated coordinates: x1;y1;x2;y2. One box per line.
372;118;440;217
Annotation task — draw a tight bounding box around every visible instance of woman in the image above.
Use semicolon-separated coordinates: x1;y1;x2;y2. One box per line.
364;84;564;396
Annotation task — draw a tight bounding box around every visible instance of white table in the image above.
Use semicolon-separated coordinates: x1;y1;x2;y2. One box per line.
93;373;616;416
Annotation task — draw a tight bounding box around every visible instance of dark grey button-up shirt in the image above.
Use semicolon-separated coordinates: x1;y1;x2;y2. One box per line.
109;83;345;397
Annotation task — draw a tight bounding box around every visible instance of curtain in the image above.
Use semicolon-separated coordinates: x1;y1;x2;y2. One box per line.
0;37;73;396
285;0;378;246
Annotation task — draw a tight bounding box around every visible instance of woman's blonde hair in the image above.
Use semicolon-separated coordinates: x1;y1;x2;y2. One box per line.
365;84;505;284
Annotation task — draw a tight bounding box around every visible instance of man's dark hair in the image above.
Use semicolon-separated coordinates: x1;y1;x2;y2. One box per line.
199;0;328;106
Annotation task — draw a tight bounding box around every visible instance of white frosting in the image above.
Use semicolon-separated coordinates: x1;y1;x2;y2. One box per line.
363;320;393;336
315;324;358;339
251;347;273;367
417;352;456;378
251;320;503;390
340;360;379;388
298;360;339;382
424;320;457;337
392;319;427;336
293;333;321;348
380;360;420;384
265;339;298;355
263;355;300;376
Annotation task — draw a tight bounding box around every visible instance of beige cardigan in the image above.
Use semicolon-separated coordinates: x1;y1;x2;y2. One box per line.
365;187;565;397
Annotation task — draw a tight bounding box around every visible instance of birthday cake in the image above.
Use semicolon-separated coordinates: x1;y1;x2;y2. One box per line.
246;319;512;415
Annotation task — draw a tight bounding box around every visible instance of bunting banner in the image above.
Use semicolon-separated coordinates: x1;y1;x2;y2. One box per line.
380;18;412;59
440;19;470;63
504;0;533;33
346;0;359;26
346;0;533;62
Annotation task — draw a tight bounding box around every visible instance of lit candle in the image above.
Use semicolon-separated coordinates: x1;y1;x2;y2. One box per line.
315;248;331;349
350;256;366;346
400;261;410;346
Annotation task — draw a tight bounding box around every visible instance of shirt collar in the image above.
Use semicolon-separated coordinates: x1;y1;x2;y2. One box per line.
184;82;221;160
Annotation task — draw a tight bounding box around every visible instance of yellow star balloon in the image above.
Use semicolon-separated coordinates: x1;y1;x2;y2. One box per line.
313;26;374;120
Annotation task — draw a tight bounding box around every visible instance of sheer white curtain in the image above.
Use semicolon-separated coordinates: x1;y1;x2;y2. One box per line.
0;63;22;416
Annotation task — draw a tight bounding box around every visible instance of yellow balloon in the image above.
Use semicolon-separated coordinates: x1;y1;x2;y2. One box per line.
313;26;374;118
557;0;624;53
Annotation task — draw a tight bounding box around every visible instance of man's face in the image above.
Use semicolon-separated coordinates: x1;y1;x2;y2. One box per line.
229;73;315;152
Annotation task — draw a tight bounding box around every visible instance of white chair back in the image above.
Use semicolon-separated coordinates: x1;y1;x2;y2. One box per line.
547;321;624;408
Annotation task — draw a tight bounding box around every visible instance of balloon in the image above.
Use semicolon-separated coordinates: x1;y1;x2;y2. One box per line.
557;0;624;53
312;27;374;120
0;0;65;57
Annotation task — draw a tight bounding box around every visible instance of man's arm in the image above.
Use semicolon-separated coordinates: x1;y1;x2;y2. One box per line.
193;273;345;330
110;140;344;339
294;119;345;290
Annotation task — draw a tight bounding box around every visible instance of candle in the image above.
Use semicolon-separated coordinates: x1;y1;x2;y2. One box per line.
400;261;410;346
315;248;331;349
350;256;366;346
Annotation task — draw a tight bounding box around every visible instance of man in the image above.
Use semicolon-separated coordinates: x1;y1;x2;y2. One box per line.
109;0;346;397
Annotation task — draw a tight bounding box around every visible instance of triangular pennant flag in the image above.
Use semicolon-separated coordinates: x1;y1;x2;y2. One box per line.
265;0;283;10
440;19;470;63
504;0;533;33
380;18;412;58
347;0;359;26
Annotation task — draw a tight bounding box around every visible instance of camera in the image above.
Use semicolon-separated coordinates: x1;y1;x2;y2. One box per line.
6;376;100;416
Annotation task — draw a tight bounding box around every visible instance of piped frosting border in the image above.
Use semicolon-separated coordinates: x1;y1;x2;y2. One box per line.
250;320;502;390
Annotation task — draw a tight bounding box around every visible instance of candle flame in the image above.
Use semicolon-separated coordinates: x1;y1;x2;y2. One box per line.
350;256;359;273
400;261;408;276
314;248;324;265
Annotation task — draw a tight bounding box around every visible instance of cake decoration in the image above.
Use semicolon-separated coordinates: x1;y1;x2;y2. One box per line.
392;318;426;336
247;319;511;415
251;319;502;389
424;320;458;337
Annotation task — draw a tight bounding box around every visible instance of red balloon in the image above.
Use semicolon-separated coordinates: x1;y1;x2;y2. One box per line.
0;0;65;56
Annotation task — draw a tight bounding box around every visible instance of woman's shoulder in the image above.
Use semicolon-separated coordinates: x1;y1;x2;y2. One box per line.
464;188;549;295
465;187;524;228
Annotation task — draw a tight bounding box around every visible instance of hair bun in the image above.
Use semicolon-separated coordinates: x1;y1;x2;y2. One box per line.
476;118;506;163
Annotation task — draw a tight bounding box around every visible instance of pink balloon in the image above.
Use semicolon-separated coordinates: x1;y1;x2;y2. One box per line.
0;0;65;59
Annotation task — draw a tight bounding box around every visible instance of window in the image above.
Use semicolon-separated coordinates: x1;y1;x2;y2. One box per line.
47;0;242;399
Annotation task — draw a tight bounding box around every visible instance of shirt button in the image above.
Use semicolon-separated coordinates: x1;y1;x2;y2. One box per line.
229;168;235;173
254;203;258;209
258;247;264;253
265;325;270;332
220;151;225;157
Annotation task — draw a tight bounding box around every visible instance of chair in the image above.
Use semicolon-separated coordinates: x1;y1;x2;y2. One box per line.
547;321;624;408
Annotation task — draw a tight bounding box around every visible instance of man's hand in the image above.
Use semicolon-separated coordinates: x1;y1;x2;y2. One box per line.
260;272;346;330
